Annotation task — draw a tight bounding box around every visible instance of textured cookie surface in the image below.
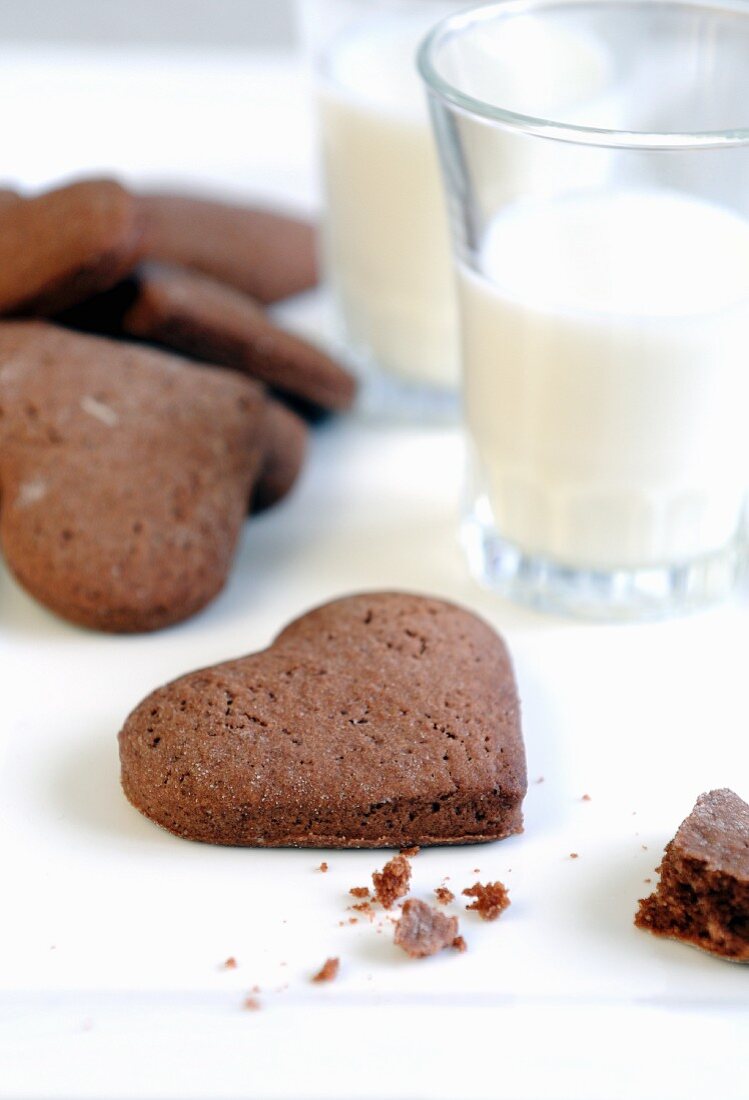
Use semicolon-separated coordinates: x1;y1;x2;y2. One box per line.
121;263;356;412
635;789;749;961
119;592;527;847
140;193;318;304
0;321;266;632
0;179;144;316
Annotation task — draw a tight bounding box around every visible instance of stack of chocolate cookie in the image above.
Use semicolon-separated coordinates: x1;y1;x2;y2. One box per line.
0;177;356;632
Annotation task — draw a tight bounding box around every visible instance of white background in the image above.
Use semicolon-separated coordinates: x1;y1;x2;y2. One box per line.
0;36;748;1100
0;0;296;49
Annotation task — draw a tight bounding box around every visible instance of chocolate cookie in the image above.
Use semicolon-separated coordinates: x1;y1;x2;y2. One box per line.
635;788;749;961
0;179;144;316
0;321;266;632
120;264;356;413
140;193;318;304
253;399;308;513
119;592;527;846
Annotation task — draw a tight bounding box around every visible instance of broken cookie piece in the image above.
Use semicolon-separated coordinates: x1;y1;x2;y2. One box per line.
372;854;412;909
311;957;340;983
463;881;511;921
635;788;749;961
394;899;459;959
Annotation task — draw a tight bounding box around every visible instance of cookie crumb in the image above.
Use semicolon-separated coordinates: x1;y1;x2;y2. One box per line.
372;854;412;909
569;852;579;859
452;935;467;953
641;844;648;851
349;886;370;898
434;886;455;905
312;957;340;983
222;956;238;970
644;878;652;884
400;846;421;857
393;899;459;958
582;793;591;801
243;996;261;1011
535;776;545;784
317;861;329;873
462;881;511;921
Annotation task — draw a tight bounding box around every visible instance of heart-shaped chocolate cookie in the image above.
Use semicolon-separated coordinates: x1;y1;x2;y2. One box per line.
252;398;308;513
139;192;318;304
119;592;526;847
0;179;144;316
0;321;266;632
121;263;357;414
57;262;357;416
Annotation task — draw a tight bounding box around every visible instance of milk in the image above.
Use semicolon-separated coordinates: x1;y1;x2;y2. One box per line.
319;13;611;391
459;190;749;570
320;16;456;389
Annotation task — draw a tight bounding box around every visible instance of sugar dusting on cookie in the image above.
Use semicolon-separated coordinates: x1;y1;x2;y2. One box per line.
80;395;119;427
16;478;48;508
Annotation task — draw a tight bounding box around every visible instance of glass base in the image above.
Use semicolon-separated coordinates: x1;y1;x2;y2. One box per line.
462;499;747;622
280;284;461;424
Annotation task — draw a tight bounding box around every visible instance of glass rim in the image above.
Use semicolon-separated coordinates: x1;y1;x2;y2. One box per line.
417;0;749;149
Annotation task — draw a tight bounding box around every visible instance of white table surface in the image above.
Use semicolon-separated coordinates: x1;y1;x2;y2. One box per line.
1;47;748;1100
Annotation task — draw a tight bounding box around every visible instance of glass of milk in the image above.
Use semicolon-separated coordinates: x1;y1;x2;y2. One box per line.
419;0;749;618
297;0;470;420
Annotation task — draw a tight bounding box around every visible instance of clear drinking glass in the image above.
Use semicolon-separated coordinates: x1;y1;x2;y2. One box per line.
419;0;749;618
298;0;481;421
